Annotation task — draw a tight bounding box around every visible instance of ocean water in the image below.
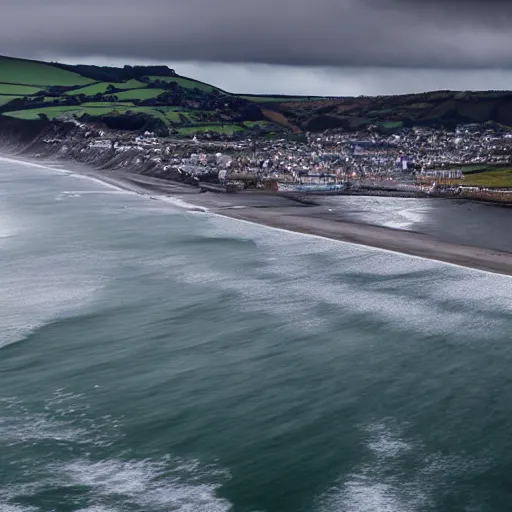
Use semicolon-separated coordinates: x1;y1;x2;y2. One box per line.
1;159;512;512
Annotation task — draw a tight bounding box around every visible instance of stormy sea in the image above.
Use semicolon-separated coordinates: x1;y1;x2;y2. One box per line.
1;157;512;512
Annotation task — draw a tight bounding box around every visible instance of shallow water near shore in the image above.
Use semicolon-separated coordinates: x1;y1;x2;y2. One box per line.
2;159;512;512
321;195;512;253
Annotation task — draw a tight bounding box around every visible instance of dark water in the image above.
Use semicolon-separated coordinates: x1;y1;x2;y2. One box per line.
1;158;512;512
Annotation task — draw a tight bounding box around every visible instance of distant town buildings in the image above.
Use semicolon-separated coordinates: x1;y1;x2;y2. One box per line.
61;122;512;196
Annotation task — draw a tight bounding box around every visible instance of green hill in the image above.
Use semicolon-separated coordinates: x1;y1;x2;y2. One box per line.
3;55;512;136
0;56;93;86
0;56;286;137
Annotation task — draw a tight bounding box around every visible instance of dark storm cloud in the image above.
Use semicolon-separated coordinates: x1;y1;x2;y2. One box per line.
2;0;512;68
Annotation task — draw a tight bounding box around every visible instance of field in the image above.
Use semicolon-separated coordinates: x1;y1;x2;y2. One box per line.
115;79;146;90
3;103;240;130
65;80;147;97
0;95;22;106
5;103;167;120
243;120;271;128
6;106;89;120
458;168;512;188
0;57;92;86
114;88;166;101
440;165;512;188
177;125;244;135
145;76;217;93
0;84;42;95
380;121;404;129
81;102;135;107
65;83;111;96
165;111;185;122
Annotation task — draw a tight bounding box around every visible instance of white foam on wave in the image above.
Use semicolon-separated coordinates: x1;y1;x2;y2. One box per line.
0;275;104;349
317;422;424;512
58;456;231;512
0;504;37;512
66;173;210;213
428;269;512;314
365;422;412;459
165;214;511;339
1;454;231;512
158;194;209;213
0;155;68;174
54;190;128;201
61;190;127;195
0;210;22;242
1;392;232;512
67;172;135;193
316;420;489;512
75;507;117;512
0;484;39;512
0;391;113;446
65;174;209;213
323;479;416;512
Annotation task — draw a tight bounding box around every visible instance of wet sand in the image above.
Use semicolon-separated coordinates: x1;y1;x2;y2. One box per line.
218;207;512;276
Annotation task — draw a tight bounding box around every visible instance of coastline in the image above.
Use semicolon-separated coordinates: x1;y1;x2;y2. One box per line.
3;152;512;276
215;207;512;276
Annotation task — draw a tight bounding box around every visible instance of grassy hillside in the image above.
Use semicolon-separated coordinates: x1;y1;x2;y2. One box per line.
114;88;166;101
0;83;42;95
0;56;93;86
0;55;285;137
145;76;219;93
64;81;146;97
4;55;512;136
0;95;23;106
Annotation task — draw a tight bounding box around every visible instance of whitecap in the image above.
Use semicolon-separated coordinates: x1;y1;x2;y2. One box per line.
316;419;489;512
1;393;232;512
57;456;231;512
159;195;209;213
0;279;104;349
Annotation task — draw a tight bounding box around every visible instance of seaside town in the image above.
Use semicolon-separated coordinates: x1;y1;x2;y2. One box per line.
43;120;512;202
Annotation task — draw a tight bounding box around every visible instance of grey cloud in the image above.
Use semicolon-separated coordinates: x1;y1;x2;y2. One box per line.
2;0;512;68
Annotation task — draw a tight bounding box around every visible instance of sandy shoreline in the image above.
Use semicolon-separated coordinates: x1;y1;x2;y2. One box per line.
3;153;512;276
217;208;512;276
82;167;512;276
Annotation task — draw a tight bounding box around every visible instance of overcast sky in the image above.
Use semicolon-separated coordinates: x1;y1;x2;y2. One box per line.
3;0;512;95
